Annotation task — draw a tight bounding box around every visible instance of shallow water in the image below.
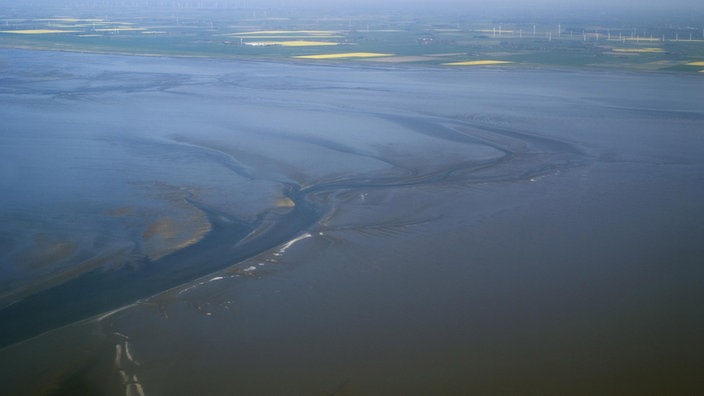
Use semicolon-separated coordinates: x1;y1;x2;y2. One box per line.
1;49;703;394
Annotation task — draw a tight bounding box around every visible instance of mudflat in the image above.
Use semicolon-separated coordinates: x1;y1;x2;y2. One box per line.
1;49;703;394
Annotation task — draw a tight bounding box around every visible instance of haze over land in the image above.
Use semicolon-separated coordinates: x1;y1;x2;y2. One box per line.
2;0;704;72
5;0;704;14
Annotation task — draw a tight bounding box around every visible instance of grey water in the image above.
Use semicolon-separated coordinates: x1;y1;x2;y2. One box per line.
1;49;703;394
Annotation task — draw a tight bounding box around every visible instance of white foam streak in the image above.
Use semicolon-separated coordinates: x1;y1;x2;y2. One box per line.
96;303;138;322
114;344;123;368
124;341;139;366
126;383;146;396
274;232;312;257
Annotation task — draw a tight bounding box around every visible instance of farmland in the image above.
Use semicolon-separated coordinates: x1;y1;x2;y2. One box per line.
1;4;703;72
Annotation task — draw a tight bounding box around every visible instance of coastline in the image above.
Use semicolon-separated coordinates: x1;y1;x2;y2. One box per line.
0;42;700;75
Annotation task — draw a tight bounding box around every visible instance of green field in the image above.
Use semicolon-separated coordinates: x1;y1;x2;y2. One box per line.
1;5;703;73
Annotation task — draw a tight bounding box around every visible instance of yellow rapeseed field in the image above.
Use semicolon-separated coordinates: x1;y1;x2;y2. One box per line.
94;27;146;32
233;35;341;39
37;18;104;23
620;37;661;42
248;41;338;47
0;29;78;34
443;60;514;66
295;52;393;59
238;30;339;35
613;48;664;53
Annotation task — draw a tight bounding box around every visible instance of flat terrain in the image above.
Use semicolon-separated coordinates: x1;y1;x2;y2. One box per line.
1;3;704;395
1;4;704;72
1;48;703;395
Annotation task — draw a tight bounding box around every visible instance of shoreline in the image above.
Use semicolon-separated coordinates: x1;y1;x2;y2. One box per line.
0;44;698;76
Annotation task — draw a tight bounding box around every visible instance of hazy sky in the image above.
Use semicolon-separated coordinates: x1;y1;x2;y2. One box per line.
225;0;695;10
14;0;704;10
8;0;704;17
221;0;700;11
